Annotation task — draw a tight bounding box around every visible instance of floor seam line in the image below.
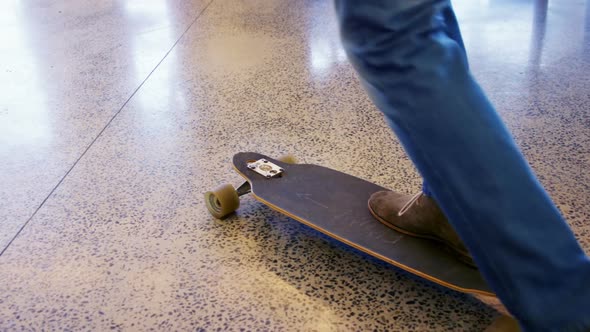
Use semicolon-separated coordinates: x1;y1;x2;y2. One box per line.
0;0;216;257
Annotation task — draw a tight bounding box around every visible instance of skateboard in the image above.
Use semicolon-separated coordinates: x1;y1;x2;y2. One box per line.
205;152;518;330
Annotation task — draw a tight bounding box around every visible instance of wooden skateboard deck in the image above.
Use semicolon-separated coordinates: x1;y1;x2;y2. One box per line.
228;152;493;297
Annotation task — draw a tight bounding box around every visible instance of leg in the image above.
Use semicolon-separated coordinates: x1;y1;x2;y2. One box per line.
422;2;465;197
441;4;467;56
335;1;590;330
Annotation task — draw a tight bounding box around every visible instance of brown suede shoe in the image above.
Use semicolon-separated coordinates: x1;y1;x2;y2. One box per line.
368;190;476;268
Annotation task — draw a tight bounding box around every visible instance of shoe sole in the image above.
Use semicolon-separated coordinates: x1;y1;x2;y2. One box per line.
368;201;477;269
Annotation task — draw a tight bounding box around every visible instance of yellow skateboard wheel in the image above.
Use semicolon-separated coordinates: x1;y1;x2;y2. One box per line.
204;184;239;219
278;154;297;164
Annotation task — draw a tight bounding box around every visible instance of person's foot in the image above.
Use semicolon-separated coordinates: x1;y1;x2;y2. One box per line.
368;190;476;268
368;191;514;317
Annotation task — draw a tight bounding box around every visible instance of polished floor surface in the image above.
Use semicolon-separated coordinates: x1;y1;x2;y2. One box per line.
1;0;589;330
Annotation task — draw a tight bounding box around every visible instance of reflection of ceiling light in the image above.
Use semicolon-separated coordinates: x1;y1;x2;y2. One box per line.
0;2;50;147
1;105;50;147
310;41;330;72
1;62;50;148
309;37;347;74
125;0;168;16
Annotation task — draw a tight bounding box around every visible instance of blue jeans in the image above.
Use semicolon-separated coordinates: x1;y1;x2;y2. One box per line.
335;1;590;331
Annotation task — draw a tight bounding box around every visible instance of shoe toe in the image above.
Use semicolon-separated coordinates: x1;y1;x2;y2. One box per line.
368;190;405;219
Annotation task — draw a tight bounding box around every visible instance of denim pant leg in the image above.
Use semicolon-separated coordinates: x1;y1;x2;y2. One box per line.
335;1;590;331
422;2;466;198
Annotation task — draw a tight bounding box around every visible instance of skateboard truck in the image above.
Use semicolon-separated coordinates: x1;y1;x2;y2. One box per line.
246;159;284;179
236;157;291;198
205;154;296;219
236;159;284;199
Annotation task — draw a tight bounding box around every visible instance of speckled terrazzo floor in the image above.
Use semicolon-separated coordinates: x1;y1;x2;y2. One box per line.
0;0;588;331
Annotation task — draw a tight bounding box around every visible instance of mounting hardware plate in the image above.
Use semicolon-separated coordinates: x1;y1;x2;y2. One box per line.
247;159;284;179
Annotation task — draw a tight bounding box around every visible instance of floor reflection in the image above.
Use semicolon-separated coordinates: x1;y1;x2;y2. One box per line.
306;1;347;78
0;0;50;149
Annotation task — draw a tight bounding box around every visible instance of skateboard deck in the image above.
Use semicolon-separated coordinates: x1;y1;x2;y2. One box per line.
222;152;493;297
